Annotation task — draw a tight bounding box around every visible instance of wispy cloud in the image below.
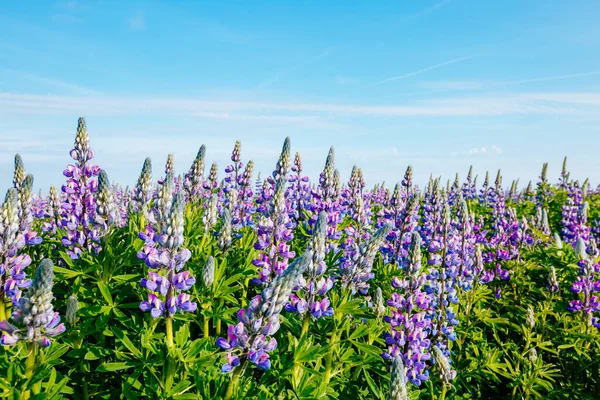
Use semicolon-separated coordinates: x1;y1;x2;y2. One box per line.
375;55;473;85
0;68;101;96
129;11;145;31
334;75;360;85
452;145;503;157
0;91;590;118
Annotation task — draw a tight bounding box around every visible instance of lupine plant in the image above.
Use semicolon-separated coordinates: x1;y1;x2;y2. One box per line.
0;117;599;399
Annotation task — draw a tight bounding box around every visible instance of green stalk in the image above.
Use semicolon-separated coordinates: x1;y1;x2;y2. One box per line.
0;295;6;322
300;314;310;341
224;360;246;400
203;313;210;339
166;316;174;349
164;315;175;391
323;326;338;384
439;385;447;400
23;342;37;400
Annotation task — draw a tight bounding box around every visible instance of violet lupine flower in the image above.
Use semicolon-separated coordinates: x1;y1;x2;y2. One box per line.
217;249;313;372
154;171;174;230
454;198;477;289
288;152;310;223
286;212;333;318
60;117;101;259
566;238;599;320
382;188;420;268
0;188;33;306
425;203;460;358
251;178;295;286
0;259;65;348
139;192;197;318
561;181;590;247
133;158;153;217
389;355;408;400
237;160;256;227
341;223;392;295
383;232;432;387
184;145;206;202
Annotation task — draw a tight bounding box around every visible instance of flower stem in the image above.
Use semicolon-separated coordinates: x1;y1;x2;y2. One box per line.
23;342;37;399
224;360;245;400
300;314;310;341
0;296;6;322
164;315;175;392
203;313;210;339
166;315;174;349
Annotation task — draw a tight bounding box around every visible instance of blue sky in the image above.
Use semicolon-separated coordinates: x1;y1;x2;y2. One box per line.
1;0;600;192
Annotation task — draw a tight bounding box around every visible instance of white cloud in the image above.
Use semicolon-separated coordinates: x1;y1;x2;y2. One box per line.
466;145;502;155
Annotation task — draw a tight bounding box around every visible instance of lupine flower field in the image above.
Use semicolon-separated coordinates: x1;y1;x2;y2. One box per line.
1;117;600;399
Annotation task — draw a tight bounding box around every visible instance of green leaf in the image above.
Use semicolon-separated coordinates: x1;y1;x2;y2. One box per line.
97;362;140;372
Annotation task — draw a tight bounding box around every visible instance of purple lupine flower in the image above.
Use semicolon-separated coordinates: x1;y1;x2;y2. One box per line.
203;162;219;195
217;249;313;372
251;177;295;286
1;259;65;347
139;192;197;318
561;181;590;247
60;118;102;259
237;160;256;227
383;232;432;387
224;141;244;193
42;185;62;234
288;152;310;224
536;162;551;207
566;238;599;320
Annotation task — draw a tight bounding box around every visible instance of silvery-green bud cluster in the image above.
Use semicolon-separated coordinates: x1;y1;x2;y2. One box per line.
575;238;588;260
0;189;20;249
333;169;341;199
203;194;218;232
134;157;153;213
218;208;232;252
526;305;535;329
407;232;422;281
156;171;174;230
48;185;61;223
553;233;563;249
388;355;408;400
186;145;206;200
261;250;312;318
96;170;116;227
163;192;185;250
274;137;291;181
269;178;286;218
164;153;175;176
66;295;79;327
320;147;335;202
373;287;387;317
529;347;538;363
208;162;219;187
13;154;27;190
432;345;454;386
18;174;34;229
226;188;238;213
74;118;91;159
547;266;559;292
202;256;215;287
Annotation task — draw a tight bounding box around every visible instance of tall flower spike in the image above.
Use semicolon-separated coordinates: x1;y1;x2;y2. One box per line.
218;208;232;252
18;174;34;230
389;355;408;400
134;157;153;213
96;170;116;228
0;259;66;347
271;137;291;183
185;145;206;201
526;305;535;329
202;256;215;288
432;345;456;386
13;154;27;190
373;287;387;317
547;266;559;292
